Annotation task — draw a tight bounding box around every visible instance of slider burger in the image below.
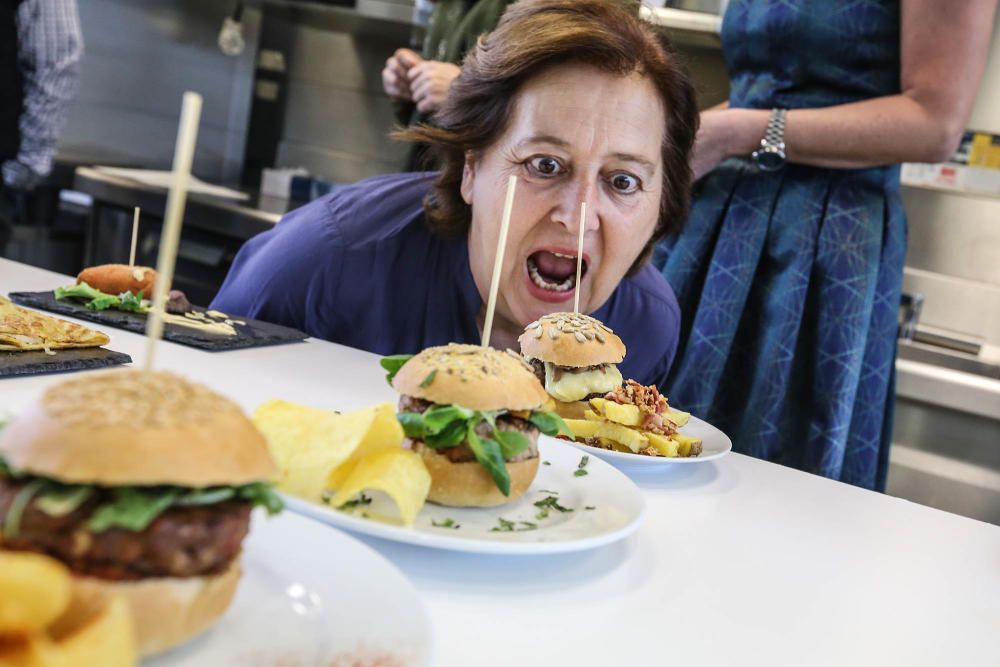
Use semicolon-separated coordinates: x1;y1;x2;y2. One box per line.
77;264;158;298
518;312;626;419
387;344;568;507
0;370;282;657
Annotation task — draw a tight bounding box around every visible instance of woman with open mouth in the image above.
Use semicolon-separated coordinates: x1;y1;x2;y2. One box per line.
210;0;699;387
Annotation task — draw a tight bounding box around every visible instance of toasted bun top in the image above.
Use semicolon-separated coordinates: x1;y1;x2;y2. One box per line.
518;312;626;367
0;370;276;486
392;343;548;411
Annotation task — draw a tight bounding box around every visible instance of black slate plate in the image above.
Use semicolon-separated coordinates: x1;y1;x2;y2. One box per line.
8;292;308;352
0;347;132;378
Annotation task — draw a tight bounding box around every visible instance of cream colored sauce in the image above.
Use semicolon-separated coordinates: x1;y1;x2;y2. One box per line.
544;362;623;402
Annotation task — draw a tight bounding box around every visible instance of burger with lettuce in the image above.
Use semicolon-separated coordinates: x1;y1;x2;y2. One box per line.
0;369;282;657
383;344;570;507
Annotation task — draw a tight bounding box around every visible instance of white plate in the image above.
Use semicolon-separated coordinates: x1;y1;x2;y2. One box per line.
566;414;733;467
282;436;645;555
148;511;432;667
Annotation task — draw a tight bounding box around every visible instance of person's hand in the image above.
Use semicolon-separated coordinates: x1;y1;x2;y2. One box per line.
691;108;771;180
1;160;44;192
691;110;738;180
408;60;461;115
382;48;423;101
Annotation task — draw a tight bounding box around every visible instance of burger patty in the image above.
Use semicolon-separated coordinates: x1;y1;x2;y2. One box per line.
0;479;250;581
398;396;540;464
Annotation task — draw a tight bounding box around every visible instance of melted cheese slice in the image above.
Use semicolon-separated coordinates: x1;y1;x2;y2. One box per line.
544;362;623;402
0;297;109;351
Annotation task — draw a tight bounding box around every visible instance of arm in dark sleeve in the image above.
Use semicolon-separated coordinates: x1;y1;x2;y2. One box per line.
210;204;343;339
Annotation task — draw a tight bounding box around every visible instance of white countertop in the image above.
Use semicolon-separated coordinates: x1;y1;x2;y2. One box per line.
2;258;999;667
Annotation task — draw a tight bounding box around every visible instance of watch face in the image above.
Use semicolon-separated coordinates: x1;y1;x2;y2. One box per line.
754;147;785;171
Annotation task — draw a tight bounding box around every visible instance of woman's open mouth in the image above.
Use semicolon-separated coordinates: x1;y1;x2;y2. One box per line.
524;250;589;303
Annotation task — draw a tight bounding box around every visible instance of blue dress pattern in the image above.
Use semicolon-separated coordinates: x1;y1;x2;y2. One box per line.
654;0;905;490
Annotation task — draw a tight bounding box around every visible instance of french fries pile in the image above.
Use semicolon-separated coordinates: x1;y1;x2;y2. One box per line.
0;551;136;667
253;401;431;526
563;397;702;457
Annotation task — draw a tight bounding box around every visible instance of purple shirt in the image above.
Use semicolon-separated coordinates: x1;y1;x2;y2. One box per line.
211;172;681;386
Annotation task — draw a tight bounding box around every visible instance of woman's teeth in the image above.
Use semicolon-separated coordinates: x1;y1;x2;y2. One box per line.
527;255;576;292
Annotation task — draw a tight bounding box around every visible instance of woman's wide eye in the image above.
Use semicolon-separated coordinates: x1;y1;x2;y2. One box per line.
609;172;640;194
528;156;563;177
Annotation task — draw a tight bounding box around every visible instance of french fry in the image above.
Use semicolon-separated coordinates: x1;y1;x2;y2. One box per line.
667;407;690;428
644;432;680;457
675;433;703;457
0;552;71;636
589;398;641;427
564;419;601;439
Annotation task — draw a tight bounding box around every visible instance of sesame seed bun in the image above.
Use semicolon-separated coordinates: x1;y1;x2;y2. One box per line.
518;312;625;368
68;558;242;658
392;344;548;411
0;369;276;486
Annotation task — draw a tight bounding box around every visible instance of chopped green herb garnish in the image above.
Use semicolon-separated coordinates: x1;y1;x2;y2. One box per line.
537;489;559;495
535;509;549;520
574;455;590;477
340;492;373;510
534;495;573;513
419;369;438;388
431;517;460;529
489;517;537;532
542;460;551;466
585;506;596;510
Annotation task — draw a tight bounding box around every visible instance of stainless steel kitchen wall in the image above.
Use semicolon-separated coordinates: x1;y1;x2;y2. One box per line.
257;2;411;183
62;0;259;184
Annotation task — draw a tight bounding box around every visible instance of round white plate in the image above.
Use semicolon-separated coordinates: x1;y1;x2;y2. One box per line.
148;511;432;667
565;414;732;467
282;436;645;555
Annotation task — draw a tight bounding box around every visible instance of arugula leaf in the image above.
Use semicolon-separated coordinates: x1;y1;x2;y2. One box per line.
397;412;427;439
174;487;236;507
87;488;182;533
530;410;573;438
466;422;511;496
493;429;530;459
422;404;473;432
34;485;94;517
236;482;284;515
380;355;413;385
2;479;46;540
425;419;467;448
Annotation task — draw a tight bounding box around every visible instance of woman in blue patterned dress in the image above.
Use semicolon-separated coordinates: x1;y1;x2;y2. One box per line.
655;0;997;489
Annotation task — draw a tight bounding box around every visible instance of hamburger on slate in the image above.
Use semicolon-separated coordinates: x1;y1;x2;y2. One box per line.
518;312;626;419
0;370;282;657
387;344;568;507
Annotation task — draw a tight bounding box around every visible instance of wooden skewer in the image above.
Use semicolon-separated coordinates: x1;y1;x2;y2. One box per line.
128;207;140;266
574;201;586;313
481;174;517;348
143;92;202;371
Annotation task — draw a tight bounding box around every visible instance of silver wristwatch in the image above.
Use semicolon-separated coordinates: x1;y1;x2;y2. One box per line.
752;108;787;171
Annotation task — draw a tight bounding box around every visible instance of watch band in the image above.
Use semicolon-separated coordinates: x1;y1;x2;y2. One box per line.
752;108;787;171
763;108;786;148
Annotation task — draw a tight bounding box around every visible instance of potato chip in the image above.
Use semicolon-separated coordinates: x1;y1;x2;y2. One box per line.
329;449;431;526
253;400;431;526
0;552;71;636
253;401;399;499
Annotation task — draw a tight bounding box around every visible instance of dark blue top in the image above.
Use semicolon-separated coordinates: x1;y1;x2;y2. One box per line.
212;172;681;386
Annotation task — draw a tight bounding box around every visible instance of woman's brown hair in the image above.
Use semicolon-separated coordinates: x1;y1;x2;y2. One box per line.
399;0;700;274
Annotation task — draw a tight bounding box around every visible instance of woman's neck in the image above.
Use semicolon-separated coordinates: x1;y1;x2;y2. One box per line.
476;306;521;351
